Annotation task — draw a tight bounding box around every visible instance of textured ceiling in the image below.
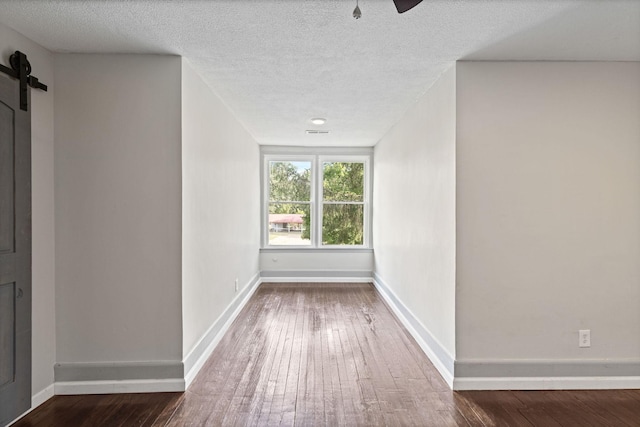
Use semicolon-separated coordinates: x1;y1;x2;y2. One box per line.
0;0;638;146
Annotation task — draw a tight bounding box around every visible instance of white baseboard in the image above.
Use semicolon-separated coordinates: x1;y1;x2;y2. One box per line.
260;270;372;283
261;276;373;283
454;358;640;390
32;384;54;407
183;272;262;388
454;376;640;391
54;378;185;395
372;273;455;389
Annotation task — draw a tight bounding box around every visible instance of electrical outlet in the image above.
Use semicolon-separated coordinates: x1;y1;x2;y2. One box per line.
579;329;591;348
234;278;239;292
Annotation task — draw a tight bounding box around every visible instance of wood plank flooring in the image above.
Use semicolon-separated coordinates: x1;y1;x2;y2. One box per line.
12;283;640;426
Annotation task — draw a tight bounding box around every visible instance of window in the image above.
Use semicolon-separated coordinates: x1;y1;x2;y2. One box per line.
267;159;312;246
262;149;371;248
322;161;365;245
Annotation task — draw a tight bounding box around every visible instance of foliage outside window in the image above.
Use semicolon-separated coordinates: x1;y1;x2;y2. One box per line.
322;162;364;245
268;161;312;246
264;154;369;248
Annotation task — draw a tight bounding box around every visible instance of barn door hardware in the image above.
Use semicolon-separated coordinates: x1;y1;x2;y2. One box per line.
0;50;48;112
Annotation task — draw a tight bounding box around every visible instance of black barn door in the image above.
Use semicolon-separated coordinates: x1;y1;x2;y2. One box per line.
0;70;31;425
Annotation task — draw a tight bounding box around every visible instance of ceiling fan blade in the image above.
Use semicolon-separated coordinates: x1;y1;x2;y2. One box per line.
393;0;423;13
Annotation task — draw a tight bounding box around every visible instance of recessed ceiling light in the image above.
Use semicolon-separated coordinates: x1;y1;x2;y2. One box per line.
311;118;326;125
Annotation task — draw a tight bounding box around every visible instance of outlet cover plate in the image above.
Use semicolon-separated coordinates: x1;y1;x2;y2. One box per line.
579;329;591;348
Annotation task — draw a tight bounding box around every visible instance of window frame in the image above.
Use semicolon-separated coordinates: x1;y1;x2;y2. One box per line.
264;154;316;247
317;155;370;248
261;147;372;249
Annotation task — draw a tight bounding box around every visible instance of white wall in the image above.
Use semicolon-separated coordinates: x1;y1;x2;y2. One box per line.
456;62;640;363
373;66;457;364
54;55;183;363
0;23;56;403
181;60;260;359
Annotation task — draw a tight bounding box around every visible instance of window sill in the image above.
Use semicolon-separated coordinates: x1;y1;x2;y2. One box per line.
260;247;373;253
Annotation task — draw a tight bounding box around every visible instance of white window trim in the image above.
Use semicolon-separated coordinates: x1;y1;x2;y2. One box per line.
261;147;372;249
263;154;315;247
317;155;370;248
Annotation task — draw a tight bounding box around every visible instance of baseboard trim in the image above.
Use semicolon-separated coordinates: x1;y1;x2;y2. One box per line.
454;358;640;390
261;270;373;283
372;273;455;389
53;361;184;394
54;379;185;395
261;277;373;283
455;358;640;378
454;376;640;391
31;384;54;407
183;272;262;388
54;361;184;383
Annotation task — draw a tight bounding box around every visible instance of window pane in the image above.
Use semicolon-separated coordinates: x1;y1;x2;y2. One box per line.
269;161;311;202
269;203;311;246
322;162;364;202
322;204;363;245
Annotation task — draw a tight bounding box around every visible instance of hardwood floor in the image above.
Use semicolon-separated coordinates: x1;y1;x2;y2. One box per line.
13;283;640;426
